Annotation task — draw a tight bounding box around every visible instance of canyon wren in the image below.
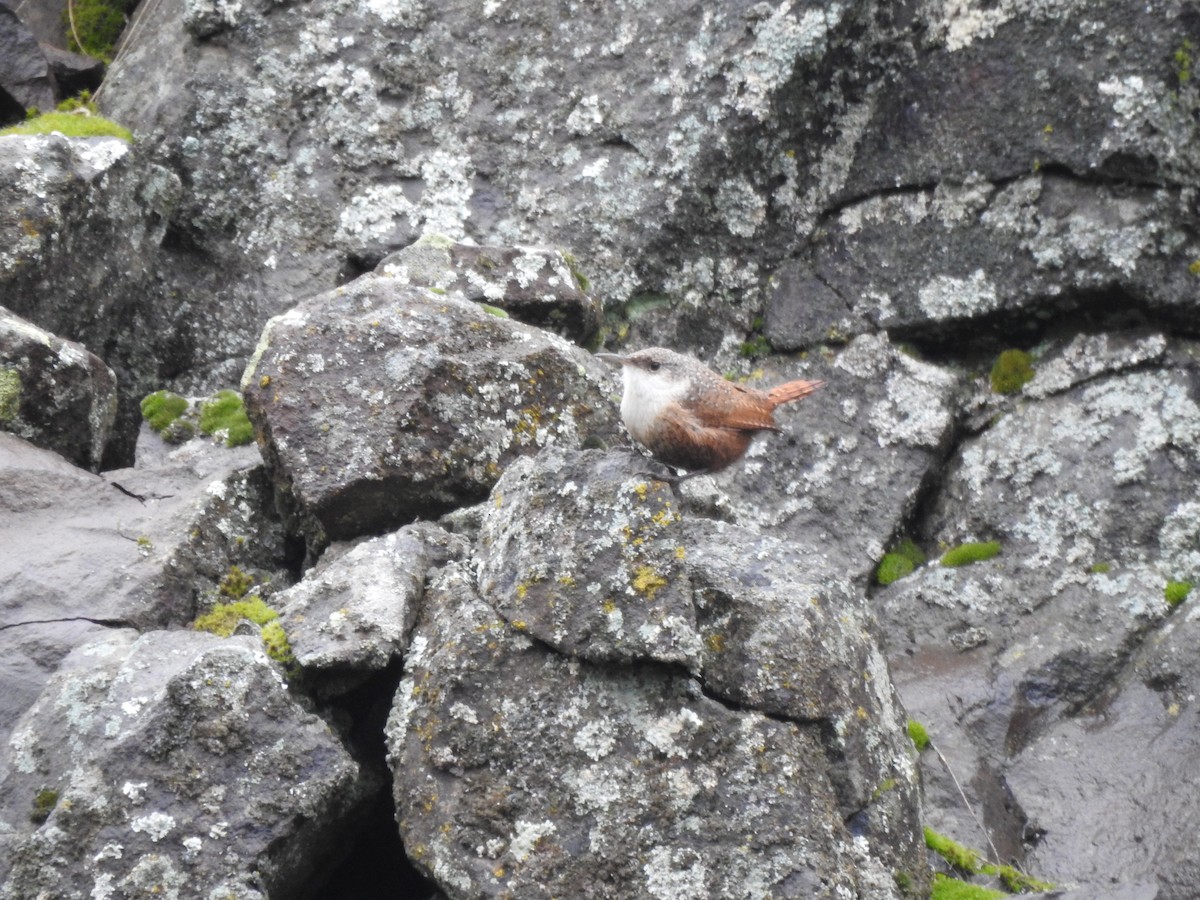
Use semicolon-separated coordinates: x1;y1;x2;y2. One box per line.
597;347;823;477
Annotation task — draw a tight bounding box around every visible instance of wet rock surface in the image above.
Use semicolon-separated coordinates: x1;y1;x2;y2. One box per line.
1;0;1200;896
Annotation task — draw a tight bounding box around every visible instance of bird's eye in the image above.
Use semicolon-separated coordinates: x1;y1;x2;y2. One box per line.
648;361;661;372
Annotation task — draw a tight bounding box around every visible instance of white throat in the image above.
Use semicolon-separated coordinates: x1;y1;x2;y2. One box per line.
620;366;687;443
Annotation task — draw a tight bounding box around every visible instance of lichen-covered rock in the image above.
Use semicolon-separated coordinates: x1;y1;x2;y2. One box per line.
477;450;699;668
876;358;1200;890
241;272;621;550
378;237;602;344
0;432;291;768
0;629;366;899
0;305;117;470
700;332;959;579
0;133;180;465
276;521;465;692
768;174;1200;347
388;564;923;900
391;446;926;898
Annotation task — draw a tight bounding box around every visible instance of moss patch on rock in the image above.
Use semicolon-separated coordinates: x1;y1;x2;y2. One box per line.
941;541;1001;568
1;111;133;142
989;349;1035;395
877;539;927;585
199;390;254;447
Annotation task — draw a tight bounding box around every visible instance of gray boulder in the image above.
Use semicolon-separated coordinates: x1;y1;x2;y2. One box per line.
0;3;53;120
0;629;366;899
276;521;465;694
877;347;1200;893
0;132;179;465
0;305;117;470
388;447;927;899
0;432;291;776
241;271;621;551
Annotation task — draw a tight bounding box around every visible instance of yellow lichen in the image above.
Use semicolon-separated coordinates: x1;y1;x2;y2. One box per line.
632;565;668;600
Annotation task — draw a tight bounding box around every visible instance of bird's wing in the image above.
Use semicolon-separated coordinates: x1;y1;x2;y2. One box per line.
683;380;780;433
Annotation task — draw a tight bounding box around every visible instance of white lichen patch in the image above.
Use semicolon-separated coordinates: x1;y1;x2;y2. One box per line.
130;811;176;842
916;269;999;321
1026;332;1167;399
572;719;617;761
508;818;556;861
643;845;709;899
715;176;767;238
642;708;703;758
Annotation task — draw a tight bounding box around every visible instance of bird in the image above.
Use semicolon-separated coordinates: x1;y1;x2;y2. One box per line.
596;347;823;478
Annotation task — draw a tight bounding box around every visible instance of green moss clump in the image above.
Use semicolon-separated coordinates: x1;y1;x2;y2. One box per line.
194;597;278;638
63;0;137;61
480;304;509;318
739;334;772;359
561;252;591;293
1177;39;1194;84
260;621;297;670
1165;580;1193;607
0;111;133;142
877;539;927;586
941;541;1001;568
141;390;189;433
194;596;297;672
30;788;59;825
1088;561;1112;575
929;874;1005;900
0;369;21;422
907;719;930;752
199;390;254;447
925;828;1053;894
219;565;255;600
989;349;1035;395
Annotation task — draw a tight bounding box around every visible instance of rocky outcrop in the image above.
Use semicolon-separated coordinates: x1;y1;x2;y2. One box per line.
0;306;117;470
388;449;925;899
0;133;178;465
0;629;367;899
241;271;621;551
0;0;1199;896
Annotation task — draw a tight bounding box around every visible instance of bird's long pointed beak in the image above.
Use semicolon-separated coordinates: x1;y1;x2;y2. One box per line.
595;352;627;366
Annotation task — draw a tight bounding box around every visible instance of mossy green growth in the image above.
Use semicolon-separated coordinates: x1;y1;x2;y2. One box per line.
907;719;930;752
199;390;254;447
739;334;772;359
141;390;189;433
925;828;1053;894
1165;580;1193;607
929;874;1005;900
989;349;1035;395
30;788;59;825
0;111;133;142
877;539;927;586
1088;561;1112;575
193;595;296;671
1176;38;1194;84
0;369;20;422
561;252;591;293
480;303;509;318
63;0;137;61
941;541;1001;568
219;565;255;600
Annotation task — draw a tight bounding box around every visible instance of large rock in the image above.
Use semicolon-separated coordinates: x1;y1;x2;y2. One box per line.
0;3;54;122
241;271;621;550
876;342;1200;894
0;629;367;898
0;133;179;465
0;305;117;470
0;432;291;775
388;447;926;898
276;521;465;694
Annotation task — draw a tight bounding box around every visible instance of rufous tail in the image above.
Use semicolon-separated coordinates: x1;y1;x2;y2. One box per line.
766;378;824;408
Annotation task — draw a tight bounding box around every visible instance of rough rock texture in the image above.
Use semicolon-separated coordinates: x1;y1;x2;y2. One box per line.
0;0;1198;895
0;133;179;465
0;629;366;899
276;522;464;693
877;342;1200;897
0;305;117;470
242;272;621;550
389;448;926;899
378;236;602;344
0;431;291;775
